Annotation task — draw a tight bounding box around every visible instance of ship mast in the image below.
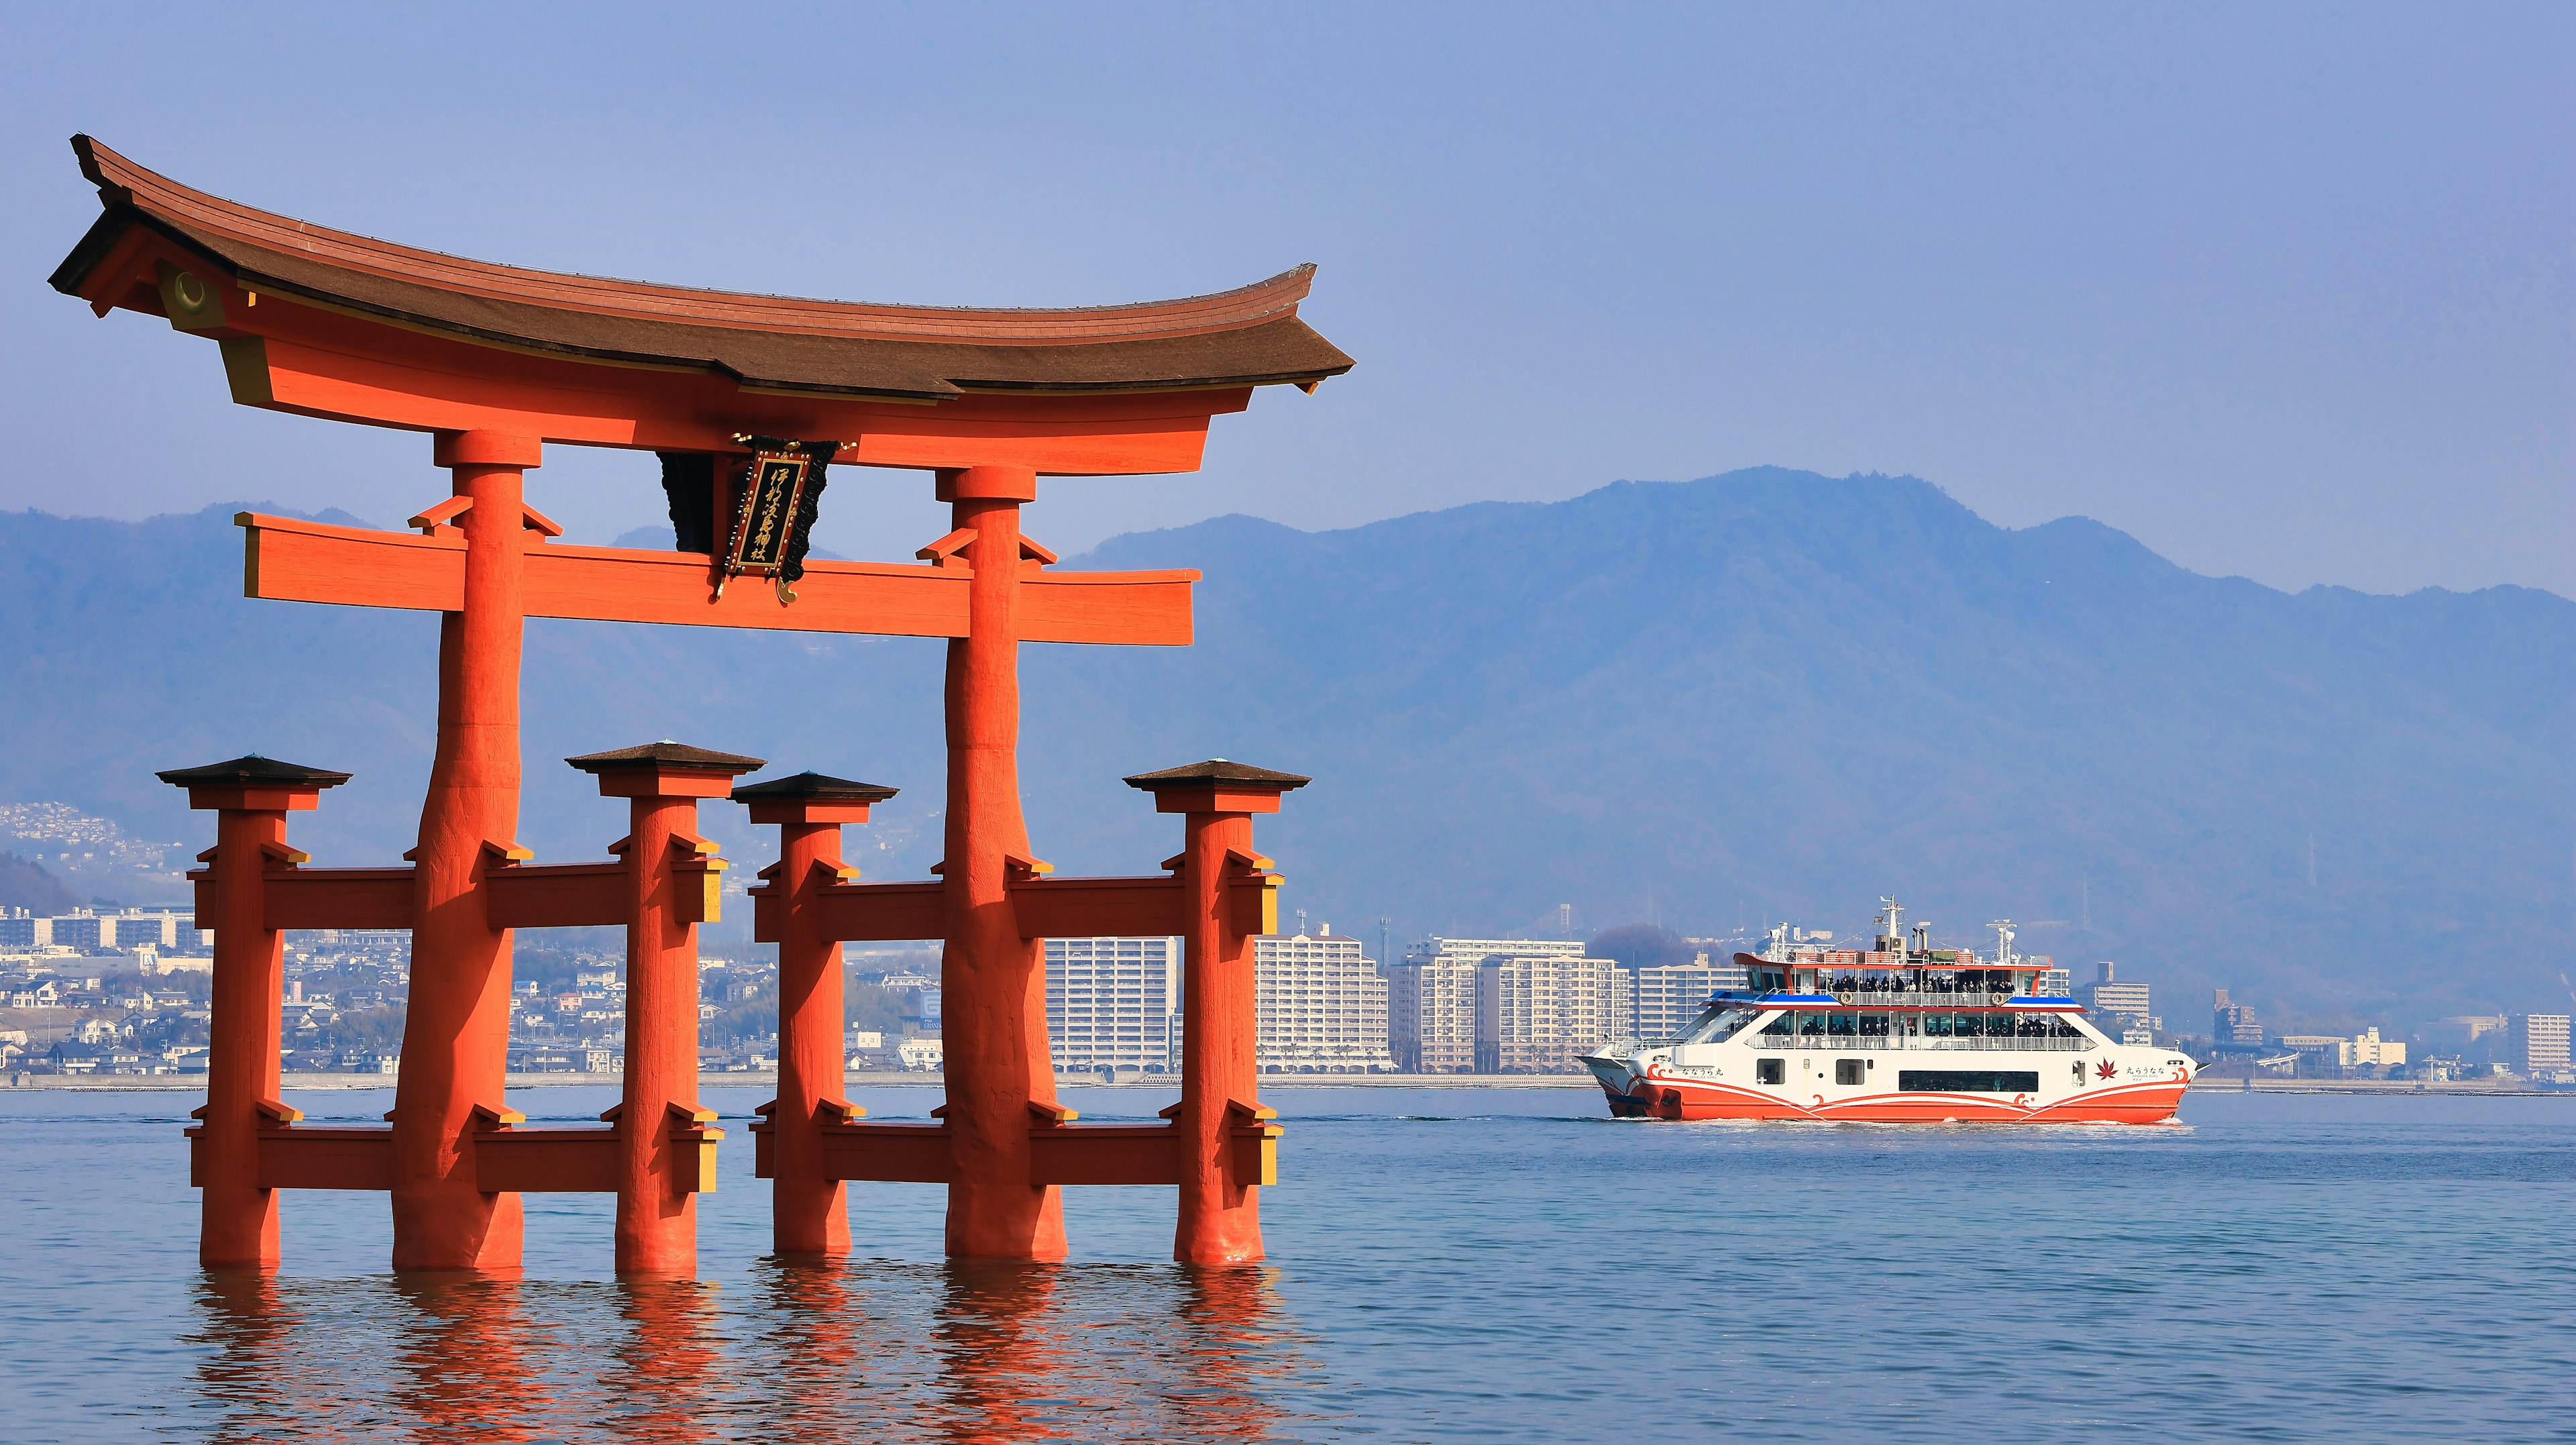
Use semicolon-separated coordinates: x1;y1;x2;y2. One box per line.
1988;919;2018;969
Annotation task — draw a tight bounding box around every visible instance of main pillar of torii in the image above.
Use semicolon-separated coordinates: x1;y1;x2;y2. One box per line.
50;136;1350;1268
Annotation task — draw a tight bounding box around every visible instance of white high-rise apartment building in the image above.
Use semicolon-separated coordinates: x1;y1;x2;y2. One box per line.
1632;959;1738;1040
1044;936;1182;1073
2514;1014;2571;1073
1473;953;1629;1073
1389;939;1626;1074
1389;938;1575;1072
2082;963;2151;1026
1254;928;1394;1073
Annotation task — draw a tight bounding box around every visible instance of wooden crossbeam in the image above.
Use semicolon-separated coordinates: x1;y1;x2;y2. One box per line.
248;1126;395;1191
759;869;1278;945
482;863;627;930
190;865;418;933
788;880;947;944
1006;875;1186;938
262;868;416;930
815;1121;955;1183
474;1128;623;1193
240;513;1195;645
798;1118;1275;1187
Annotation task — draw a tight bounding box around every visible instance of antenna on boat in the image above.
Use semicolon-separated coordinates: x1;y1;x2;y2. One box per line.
1878;897;1904;962
1990;920;2018;968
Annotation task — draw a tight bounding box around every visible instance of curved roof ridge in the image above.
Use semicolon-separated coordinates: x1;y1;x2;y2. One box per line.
72;136;1317;345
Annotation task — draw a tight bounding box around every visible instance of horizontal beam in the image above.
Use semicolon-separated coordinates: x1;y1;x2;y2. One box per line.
242;514;1194;646
482;862;626;930
264;868;415;930
473;1127;623;1193
816;1121;953;1183
806;1120;1275;1187
189;866;416;934
250;1126;395;1191
800;880;947;944
1027;1124;1184;1186
1007;875;1185;939
769;868;1277;944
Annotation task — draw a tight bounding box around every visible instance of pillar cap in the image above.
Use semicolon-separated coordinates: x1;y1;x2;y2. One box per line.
569;741;764;799
1126;759;1308;815
568;741;765;775
729;771;898;804
158;754;350;812
156;755;352;790
1123;759;1309;793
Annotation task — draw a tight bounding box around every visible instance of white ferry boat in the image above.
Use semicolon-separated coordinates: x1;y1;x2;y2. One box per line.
1579;904;2196;1123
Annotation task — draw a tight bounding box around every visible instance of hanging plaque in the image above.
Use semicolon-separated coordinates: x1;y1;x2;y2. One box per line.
716;435;836;602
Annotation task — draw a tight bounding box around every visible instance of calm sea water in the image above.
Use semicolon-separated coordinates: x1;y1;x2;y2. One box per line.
3;1085;2571;1442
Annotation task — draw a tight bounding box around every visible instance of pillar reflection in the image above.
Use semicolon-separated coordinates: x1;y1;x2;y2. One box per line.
192;1270;301;1436
933;1259;1067;1444
753;1258;866;1438
608;1276;723;1444
388;1273;547;1442
1173;1265;1295;1442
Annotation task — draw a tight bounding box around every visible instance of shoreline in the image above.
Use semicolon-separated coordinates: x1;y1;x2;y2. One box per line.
5;1071;2568;1096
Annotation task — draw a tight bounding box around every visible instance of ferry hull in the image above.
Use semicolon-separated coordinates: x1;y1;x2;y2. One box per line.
1596;1068;2190;1125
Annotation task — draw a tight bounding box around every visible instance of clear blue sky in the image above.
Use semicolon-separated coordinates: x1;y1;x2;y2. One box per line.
3;3;2565;595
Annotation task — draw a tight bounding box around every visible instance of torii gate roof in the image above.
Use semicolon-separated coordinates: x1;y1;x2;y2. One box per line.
50;137;1352;403
49;137;1351;474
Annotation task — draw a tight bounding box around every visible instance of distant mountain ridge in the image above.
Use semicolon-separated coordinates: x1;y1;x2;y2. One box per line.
2;469;2567;1029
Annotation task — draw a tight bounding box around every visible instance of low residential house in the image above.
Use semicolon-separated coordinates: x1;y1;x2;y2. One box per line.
8;981;62;1009
44;1040;105;1073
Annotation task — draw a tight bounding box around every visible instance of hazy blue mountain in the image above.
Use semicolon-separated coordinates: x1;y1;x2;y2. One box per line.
3;470;2568;1030
0;853;77;914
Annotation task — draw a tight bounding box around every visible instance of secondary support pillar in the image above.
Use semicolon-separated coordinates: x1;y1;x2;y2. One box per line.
1126;760;1308;1264
393;429;541;1271
934;463;1068;1259
160;755;353;1269
570;741;761;1275
735;770;898;1256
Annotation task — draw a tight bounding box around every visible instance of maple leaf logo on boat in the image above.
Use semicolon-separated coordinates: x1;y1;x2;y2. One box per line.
2096;1059;2118;1081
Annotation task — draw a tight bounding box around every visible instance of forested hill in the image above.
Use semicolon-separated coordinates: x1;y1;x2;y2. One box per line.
3;468;2567;1028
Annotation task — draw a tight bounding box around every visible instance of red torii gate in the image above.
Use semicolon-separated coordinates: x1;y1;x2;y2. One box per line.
51;136;1346;1273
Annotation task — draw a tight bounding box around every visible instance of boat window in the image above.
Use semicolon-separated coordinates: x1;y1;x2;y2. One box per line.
1760;1014;1792;1037
1679;1007;1756;1045
1756;1058;1784;1085
1834;1059;1866;1085
1897;1070;2040;1093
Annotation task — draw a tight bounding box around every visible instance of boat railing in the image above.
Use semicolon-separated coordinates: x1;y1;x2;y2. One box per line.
1754;1034;2092;1053
1817;989;2023;1009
